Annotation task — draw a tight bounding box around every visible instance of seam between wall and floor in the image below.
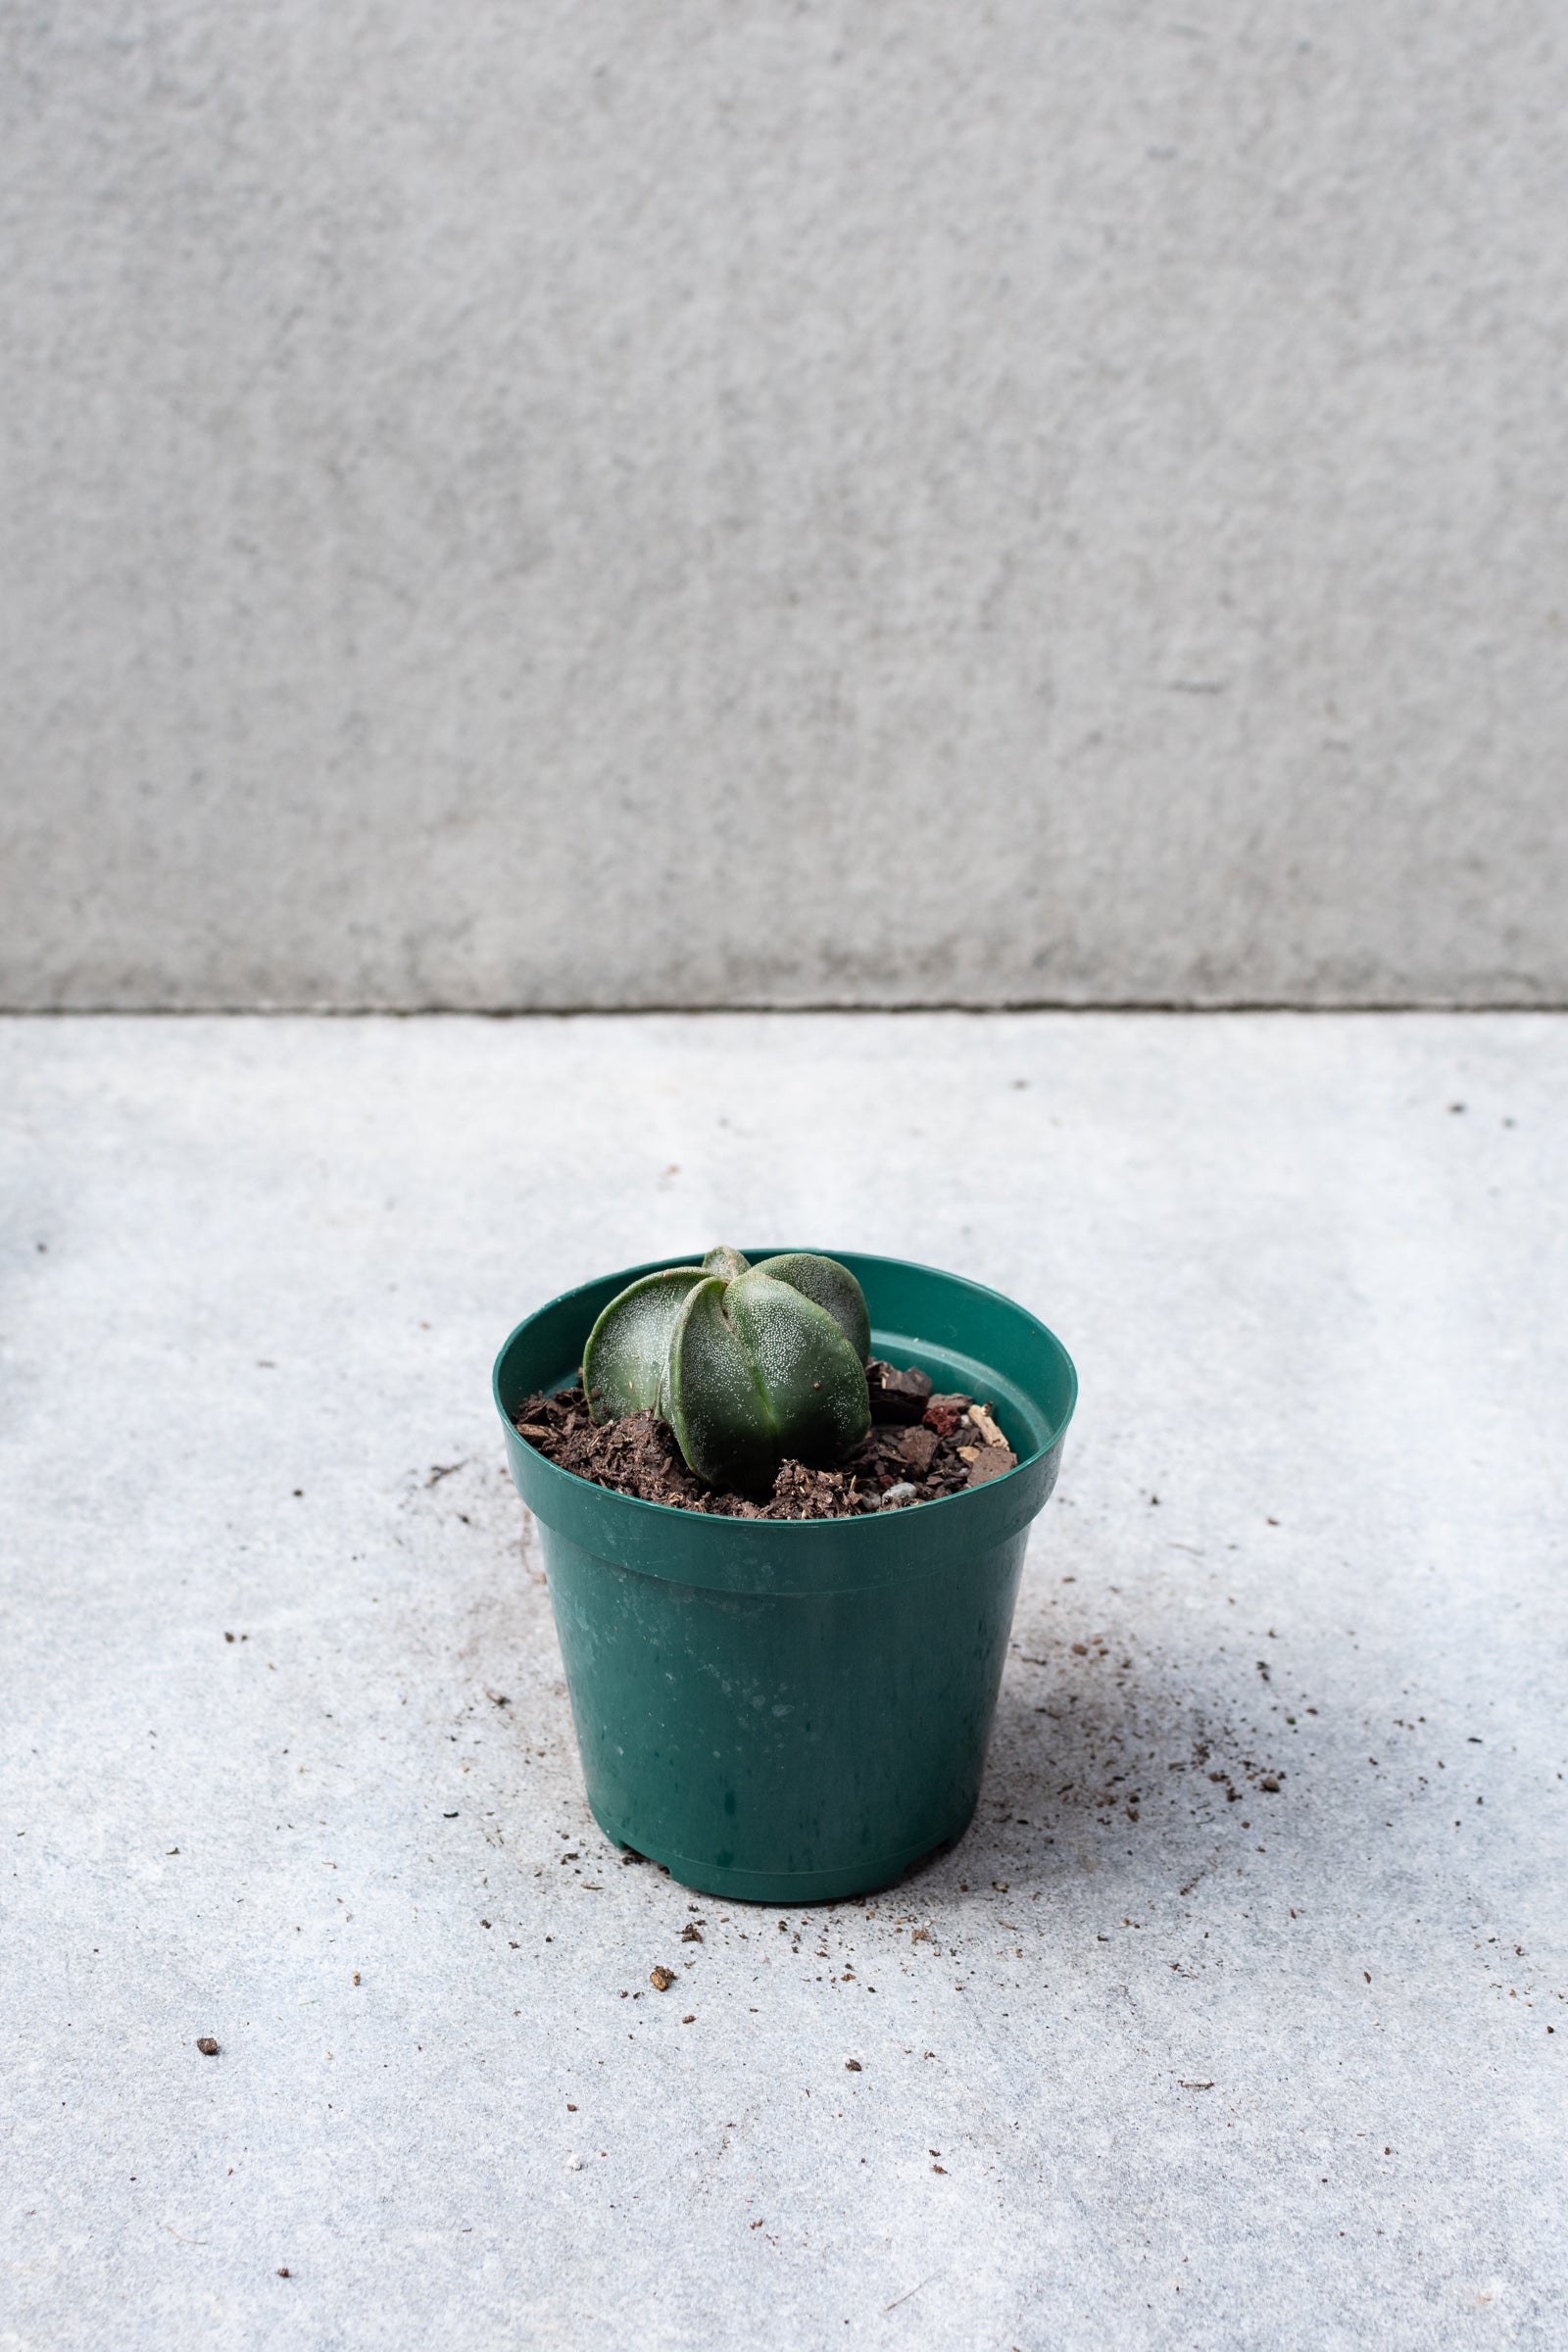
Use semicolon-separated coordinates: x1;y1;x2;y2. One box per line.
2;1002;1565;1019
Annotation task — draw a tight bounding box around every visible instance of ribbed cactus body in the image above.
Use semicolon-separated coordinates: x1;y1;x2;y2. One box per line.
582;1248;872;1495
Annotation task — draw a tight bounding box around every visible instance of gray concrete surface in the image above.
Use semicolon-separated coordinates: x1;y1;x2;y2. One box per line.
5;8;1568;1012
3;1009;1566;2350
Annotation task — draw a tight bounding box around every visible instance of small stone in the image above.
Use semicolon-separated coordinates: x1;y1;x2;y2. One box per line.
967;1404;1007;1447
649;1966;675;1990
196;2036;220;2056
896;1425;939;1478
1260;1776;1281;1792
880;1483;917;1509
845;2058;862;2071
923;1395;972;1437
866;1361;934;1424
966;1446;1017;1488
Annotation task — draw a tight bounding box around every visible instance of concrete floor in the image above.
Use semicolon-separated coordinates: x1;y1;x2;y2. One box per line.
3;1012;1564;2351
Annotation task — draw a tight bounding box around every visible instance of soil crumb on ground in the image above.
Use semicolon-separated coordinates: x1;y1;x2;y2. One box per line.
514;1361;1018;1518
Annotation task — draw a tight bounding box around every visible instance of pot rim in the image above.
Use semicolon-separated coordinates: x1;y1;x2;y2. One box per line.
493;1247;1076;1538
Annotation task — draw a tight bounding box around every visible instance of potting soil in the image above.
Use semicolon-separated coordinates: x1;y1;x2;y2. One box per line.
514;1360;1017;1518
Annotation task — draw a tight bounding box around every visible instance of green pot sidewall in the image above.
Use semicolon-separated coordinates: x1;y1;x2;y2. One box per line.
493;1250;1077;1902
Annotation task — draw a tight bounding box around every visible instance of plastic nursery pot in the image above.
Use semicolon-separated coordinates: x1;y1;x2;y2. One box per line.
493;1250;1077;1905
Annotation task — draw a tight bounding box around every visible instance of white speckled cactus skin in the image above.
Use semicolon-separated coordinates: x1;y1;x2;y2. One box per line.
582;1249;872;1495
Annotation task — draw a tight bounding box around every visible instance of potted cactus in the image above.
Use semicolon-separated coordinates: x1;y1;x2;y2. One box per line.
494;1248;1076;1902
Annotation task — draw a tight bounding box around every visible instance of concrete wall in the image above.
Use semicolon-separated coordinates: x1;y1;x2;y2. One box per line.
3;2;1565;1009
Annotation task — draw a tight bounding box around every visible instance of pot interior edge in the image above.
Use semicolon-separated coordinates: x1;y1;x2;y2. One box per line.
494;1249;1077;1468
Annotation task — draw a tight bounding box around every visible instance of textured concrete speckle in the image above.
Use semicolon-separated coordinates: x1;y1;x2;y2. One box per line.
2;1011;1565;2348
3;7;1567;1007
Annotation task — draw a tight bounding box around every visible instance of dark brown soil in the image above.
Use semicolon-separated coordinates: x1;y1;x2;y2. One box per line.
514;1359;1018;1518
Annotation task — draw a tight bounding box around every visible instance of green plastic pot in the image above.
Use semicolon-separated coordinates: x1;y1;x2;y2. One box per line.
493;1250;1076;1904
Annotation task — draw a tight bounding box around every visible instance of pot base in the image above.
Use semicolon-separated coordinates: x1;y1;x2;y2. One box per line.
598;1804;976;1907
